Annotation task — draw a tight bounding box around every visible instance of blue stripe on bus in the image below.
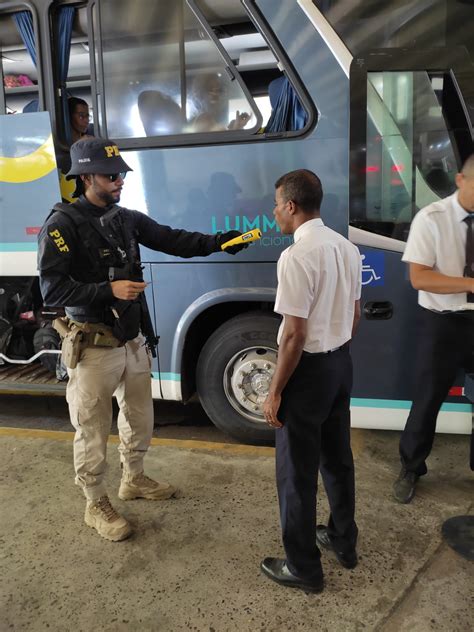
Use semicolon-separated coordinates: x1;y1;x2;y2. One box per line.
0;243;37;251
351;398;471;413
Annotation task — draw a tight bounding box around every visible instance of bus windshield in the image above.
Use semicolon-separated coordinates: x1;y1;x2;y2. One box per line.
313;0;474;62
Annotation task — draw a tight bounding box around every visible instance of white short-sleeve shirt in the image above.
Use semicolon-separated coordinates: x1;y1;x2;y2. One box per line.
402;192;474;312
274;218;362;353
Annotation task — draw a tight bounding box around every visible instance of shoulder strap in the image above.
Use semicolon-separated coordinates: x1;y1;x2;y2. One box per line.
51;202;89;227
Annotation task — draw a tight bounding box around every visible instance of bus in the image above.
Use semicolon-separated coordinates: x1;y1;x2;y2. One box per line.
1;0;473;443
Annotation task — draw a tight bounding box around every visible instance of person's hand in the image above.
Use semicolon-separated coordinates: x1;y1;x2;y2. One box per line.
228;110;251;130
110;280;146;300
216;230;249;255
263;392;283;428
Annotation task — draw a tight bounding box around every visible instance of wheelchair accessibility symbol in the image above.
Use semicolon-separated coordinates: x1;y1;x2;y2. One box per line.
360;251;384;286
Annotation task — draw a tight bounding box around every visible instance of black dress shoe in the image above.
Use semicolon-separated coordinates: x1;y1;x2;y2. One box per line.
393;467;419;504
260;557;324;593
316;525;358;569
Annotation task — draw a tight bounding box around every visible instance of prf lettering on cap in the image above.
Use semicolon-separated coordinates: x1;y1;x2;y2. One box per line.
49;228;70;253
104;145;120;158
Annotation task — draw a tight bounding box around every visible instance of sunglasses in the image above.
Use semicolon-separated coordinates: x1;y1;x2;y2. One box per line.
101;172;127;182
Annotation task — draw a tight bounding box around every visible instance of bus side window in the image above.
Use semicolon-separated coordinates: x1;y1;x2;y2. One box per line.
89;0;310;143
88;0;259;140
0;10;39;115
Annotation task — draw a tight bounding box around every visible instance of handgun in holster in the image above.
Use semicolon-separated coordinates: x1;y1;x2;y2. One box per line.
53;317;84;369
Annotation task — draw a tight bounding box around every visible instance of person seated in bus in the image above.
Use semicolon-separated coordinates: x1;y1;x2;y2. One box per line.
188;73;250;132
68;97;91;144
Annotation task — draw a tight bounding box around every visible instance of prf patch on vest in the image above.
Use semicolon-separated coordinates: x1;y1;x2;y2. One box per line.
104;145;120;158
48;227;70;253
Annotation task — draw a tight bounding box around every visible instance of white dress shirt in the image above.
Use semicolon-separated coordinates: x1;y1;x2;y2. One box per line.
402;192;474;312
274;218;362;353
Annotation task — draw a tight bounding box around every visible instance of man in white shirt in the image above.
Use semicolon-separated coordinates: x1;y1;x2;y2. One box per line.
260;169;362;593
393;154;474;504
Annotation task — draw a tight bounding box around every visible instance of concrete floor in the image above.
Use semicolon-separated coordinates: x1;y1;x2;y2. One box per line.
0;426;472;632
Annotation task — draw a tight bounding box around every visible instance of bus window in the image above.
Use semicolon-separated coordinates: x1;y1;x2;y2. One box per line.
351;70;458;242
0;10;39;115
190;0;279;129
89;0;261;140
196;1;309;132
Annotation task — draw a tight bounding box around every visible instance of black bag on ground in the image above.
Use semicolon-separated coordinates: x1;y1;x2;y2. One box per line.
33;323;61;374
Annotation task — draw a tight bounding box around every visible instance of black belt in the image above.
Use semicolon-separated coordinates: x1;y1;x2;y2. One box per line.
302;341;350;357
426;308;474;319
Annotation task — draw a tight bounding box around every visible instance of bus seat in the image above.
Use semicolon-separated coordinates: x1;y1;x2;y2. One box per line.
22;99;39;113
138;90;182;136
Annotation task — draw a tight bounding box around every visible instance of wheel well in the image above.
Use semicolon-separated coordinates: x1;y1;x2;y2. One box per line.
180;301;275;402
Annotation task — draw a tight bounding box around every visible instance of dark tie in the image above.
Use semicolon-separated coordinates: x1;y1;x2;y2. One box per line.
464;214;474;303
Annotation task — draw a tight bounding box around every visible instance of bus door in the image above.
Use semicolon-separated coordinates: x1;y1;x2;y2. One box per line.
349;47;474;433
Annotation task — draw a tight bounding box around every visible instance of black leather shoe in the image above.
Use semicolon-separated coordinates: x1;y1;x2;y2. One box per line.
316;526;358;569
393;467;419;504
260;557;324;593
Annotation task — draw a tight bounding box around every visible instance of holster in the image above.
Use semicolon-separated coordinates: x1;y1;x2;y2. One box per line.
53;317;84;369
53;317;122;369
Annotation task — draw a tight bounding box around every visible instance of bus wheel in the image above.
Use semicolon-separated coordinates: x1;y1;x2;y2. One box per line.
196;312;279;444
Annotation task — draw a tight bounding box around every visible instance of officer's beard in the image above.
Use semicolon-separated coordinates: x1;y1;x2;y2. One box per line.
94;181;122;206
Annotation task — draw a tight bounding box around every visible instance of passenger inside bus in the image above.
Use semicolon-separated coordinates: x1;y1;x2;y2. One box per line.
188;73;250;133
68;97;91;144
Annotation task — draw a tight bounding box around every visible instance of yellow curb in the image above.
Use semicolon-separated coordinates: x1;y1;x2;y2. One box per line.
0;426;275;457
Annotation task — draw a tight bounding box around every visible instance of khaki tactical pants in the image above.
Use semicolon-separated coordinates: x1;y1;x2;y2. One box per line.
66;335;153;501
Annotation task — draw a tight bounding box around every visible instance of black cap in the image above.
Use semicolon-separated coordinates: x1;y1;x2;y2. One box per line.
66;138;132;178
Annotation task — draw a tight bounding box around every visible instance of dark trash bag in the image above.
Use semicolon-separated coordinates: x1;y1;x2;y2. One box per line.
33;323;61;373
0;317;13;357
0;290;12;355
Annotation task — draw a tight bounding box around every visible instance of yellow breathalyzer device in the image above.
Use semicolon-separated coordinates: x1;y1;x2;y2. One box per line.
220;229;262;250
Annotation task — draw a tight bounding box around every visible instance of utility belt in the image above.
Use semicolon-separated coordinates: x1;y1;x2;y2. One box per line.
53;317;123;369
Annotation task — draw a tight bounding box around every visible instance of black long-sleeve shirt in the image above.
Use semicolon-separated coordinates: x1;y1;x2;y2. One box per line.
37;195;220;322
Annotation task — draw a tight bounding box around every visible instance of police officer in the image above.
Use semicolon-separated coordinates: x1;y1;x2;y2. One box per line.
38;138;246;541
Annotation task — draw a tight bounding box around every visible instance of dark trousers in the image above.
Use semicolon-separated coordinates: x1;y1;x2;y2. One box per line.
400;307;474;476
276;347;357;580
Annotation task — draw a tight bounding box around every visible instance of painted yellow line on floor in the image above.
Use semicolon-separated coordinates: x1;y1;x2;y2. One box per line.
0;426;275;457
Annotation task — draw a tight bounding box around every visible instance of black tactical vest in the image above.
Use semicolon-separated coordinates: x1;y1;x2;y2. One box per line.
50;202;139;323
51;202;131;282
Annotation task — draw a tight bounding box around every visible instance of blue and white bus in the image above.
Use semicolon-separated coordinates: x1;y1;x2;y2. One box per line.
1;0;473;442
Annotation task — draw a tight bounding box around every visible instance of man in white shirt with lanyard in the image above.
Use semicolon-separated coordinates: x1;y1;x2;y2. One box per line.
260;169;362;593
393;154;474;504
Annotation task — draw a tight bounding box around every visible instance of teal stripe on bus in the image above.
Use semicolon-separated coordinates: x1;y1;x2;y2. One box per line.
152;372;180;381
0;243;37;251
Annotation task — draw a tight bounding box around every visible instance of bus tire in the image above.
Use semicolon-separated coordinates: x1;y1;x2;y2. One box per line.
196;311;279;444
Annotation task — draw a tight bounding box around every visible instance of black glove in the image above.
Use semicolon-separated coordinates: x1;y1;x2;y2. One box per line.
216;230;249;255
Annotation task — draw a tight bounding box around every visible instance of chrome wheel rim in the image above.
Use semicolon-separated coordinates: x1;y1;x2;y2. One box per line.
223;346;277;423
